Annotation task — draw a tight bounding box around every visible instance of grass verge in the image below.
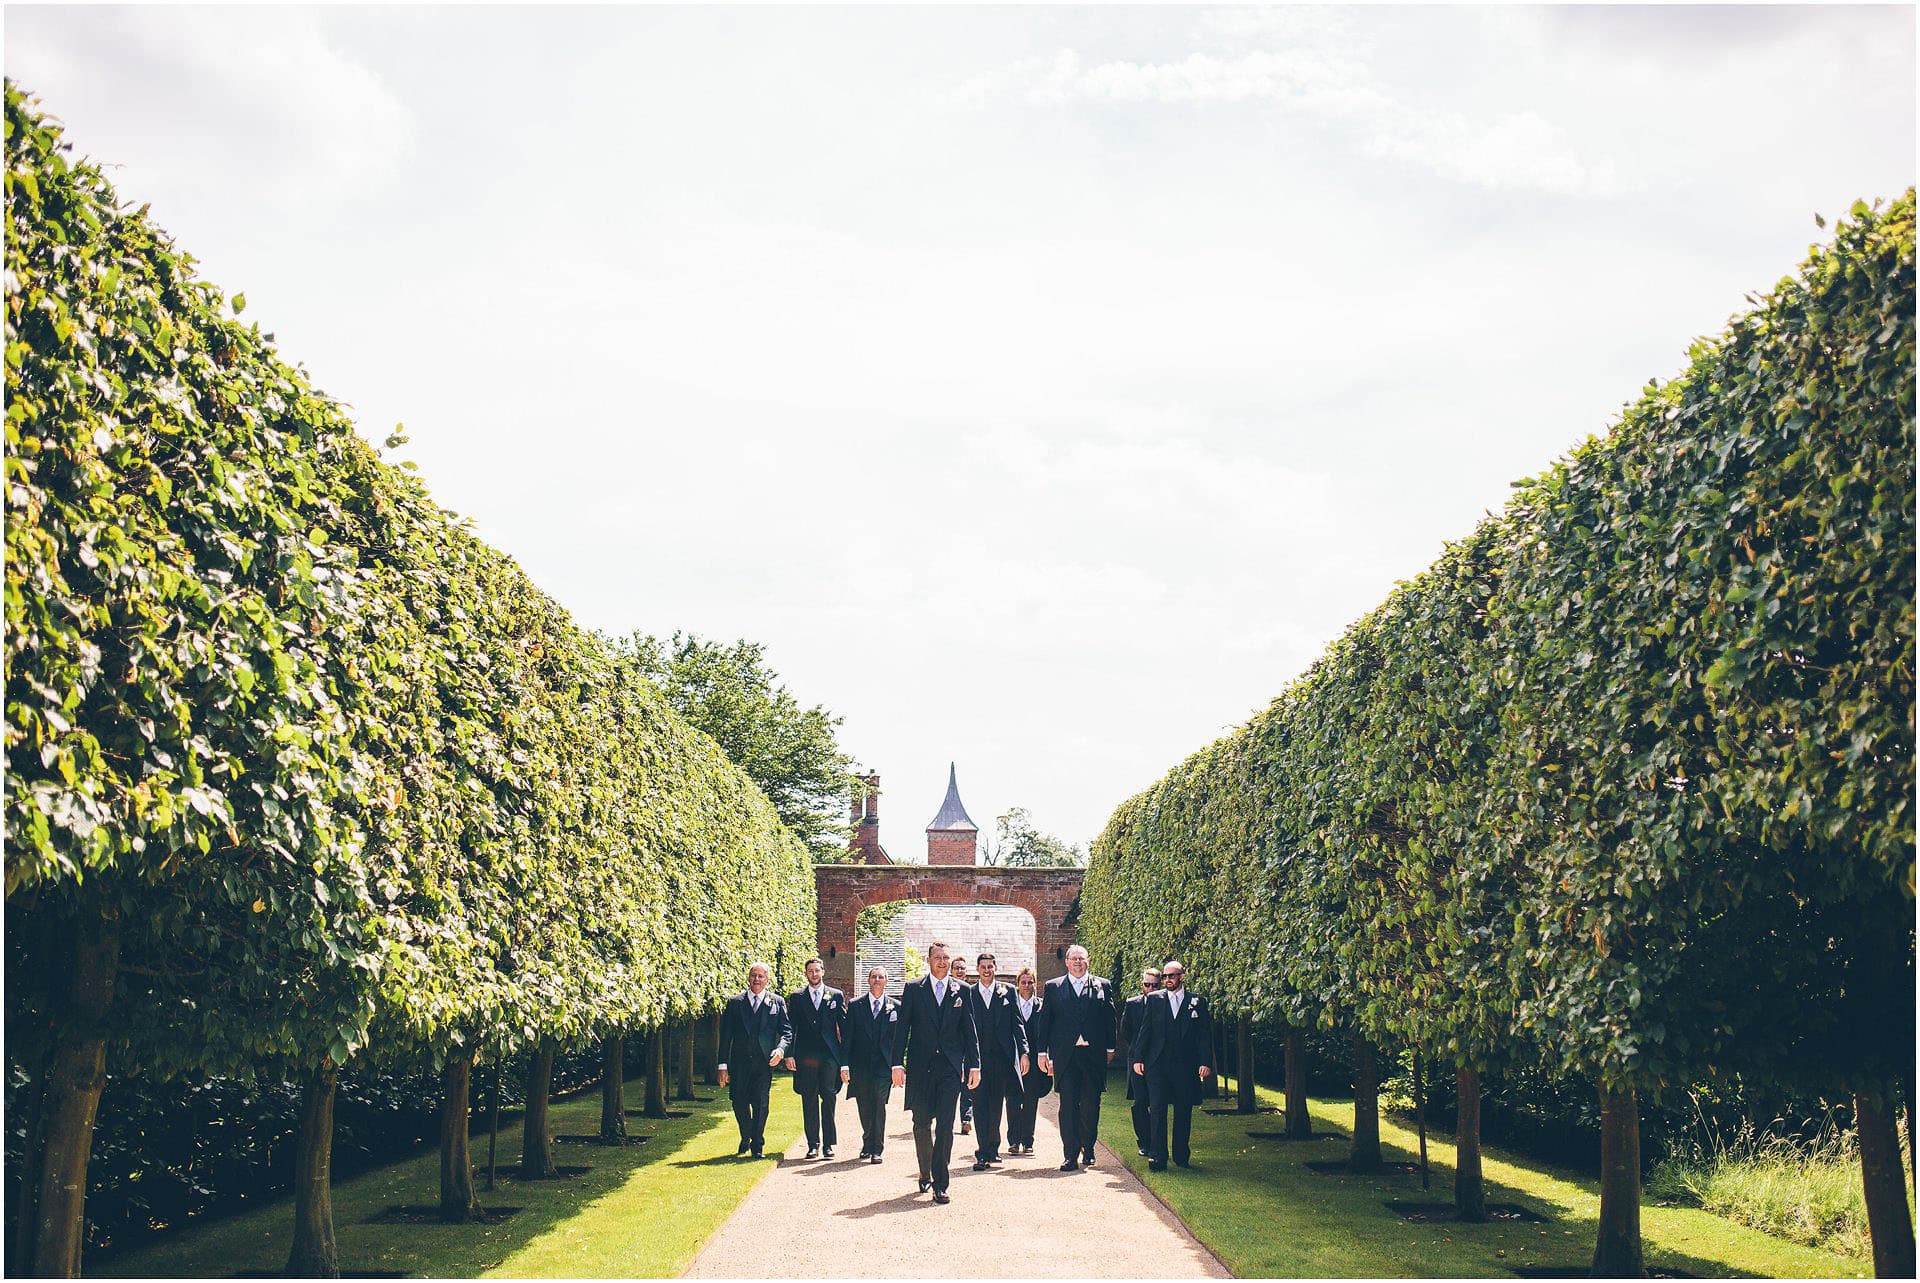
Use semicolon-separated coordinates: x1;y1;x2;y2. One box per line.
1647;1115;1912;1260
1101;1082;1869;1278
95;1076;800;1278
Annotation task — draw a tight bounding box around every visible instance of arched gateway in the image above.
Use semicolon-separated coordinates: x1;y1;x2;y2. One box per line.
814;864;1084;995
817;765;1084;994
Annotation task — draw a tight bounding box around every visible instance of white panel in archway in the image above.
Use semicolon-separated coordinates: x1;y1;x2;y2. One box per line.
855;903;1037;996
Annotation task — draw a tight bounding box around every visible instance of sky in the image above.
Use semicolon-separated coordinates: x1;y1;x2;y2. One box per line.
6;3;1914;852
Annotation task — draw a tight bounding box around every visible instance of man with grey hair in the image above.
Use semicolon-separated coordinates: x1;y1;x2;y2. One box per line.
717;961;791;1158
1034;944;1115;1171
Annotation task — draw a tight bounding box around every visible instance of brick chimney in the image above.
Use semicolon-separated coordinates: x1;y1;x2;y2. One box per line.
850;771;888;864
925;763;978;866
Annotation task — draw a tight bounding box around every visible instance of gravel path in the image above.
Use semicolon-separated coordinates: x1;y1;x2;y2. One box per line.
683;1093;1230;1278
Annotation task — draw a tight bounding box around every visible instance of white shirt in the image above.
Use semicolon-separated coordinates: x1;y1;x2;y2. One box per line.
977;983;994;1009
809;984;825;1008
870;994;883;1018
1070;974;1086;997
933;978;947;1005
1018;995;1035;1020
749;991;765;1011
1168;989;1185;1018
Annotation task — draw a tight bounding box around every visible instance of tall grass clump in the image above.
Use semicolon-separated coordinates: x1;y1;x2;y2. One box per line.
1648;1109;1912;1259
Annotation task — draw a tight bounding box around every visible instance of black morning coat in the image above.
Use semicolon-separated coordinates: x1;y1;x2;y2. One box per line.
1034;973;1117;1089
720;990;792;1076
1130;987;1215;1106
787;985;847;1073
966;980;1029;1082
1011;992;1052;1097
893;973;980;1111
843;990;900;1094
1120;992;1150;1101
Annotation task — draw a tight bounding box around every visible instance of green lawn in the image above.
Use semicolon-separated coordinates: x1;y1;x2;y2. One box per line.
1101;1081;1868;1278
94;1077;799;1278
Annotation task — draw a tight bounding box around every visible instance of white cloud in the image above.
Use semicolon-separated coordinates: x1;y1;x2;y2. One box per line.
957;39;1624;197
1370;108;1626;197
5;7;412;210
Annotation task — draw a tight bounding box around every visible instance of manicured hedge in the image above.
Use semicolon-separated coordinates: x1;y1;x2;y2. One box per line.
1084;193;1914;1276
5;82;814;1277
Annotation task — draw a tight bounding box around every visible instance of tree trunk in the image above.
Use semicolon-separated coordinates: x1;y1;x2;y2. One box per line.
485;1059;501;1192
643;1027;669;1119
704;1010;722;1087
1207;1020;1224;1098
1415;1052;1430;1191
1349;1036;1381;1172
439;1052;483;1222
600;1034;628;1142
284;1059;340;1278
1455;1065;1486;1222
522;1042;556;1179
1591;1082;1643;1278
1857;1086;1916;1279
675;1021;697;1099
1284;1029;1310;1138
1235;1019;1256;1114
31;908;118;1279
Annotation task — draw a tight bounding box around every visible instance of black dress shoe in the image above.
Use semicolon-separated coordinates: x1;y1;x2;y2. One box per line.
972;1159;991;1171
918;1177;932;1193
1174;1158;1194;1168
1148;1160;1168;1171
858;1150;871;1160
869;1154;882;1164
805;1146;819;1159
932;1190;951;1204
751;1147;764;1158
1081;1152;1096;1167
738;1139;753;1154
1137;1146;1150;1156
1058;1160;1078;1172
823;1145;834;1158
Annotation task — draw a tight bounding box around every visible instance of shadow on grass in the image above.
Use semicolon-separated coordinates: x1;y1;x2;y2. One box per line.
106;1078;735;1280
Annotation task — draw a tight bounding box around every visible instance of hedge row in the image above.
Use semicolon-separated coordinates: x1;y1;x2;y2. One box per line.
1083;193;1915;1277
4;82;815;1277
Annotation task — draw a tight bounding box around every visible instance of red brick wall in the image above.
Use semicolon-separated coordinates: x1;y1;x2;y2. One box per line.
814;865;1085;995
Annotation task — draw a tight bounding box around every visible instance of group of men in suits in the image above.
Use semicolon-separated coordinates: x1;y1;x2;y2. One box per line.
716;942;1213;1204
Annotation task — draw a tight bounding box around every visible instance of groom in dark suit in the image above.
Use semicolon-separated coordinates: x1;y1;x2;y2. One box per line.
1130;959;1214;1169
717;961;792;1158
892;941;980;1204
1035;944;1115;1171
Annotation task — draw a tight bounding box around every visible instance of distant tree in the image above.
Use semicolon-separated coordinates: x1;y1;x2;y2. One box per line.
623;631;857;861
987;807;1087;868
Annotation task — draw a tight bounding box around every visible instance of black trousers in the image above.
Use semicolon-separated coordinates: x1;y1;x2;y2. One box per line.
1129;1075;1152;1152
794;1058;838;1148
909;1070;962;1191
729;1070;773;1150
850;1074;891;1155
1009;1080;1045;1147
1055;1049;1105;1161
973;1068;1015;1160
1147;1078;1196;1165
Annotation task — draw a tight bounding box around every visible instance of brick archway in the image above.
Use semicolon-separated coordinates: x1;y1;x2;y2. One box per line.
815;865;1084;995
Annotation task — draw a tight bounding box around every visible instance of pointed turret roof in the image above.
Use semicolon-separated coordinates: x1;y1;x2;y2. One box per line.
927;762;978;832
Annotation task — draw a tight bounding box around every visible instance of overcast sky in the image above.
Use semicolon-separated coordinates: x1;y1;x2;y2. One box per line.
8;4;1914;851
